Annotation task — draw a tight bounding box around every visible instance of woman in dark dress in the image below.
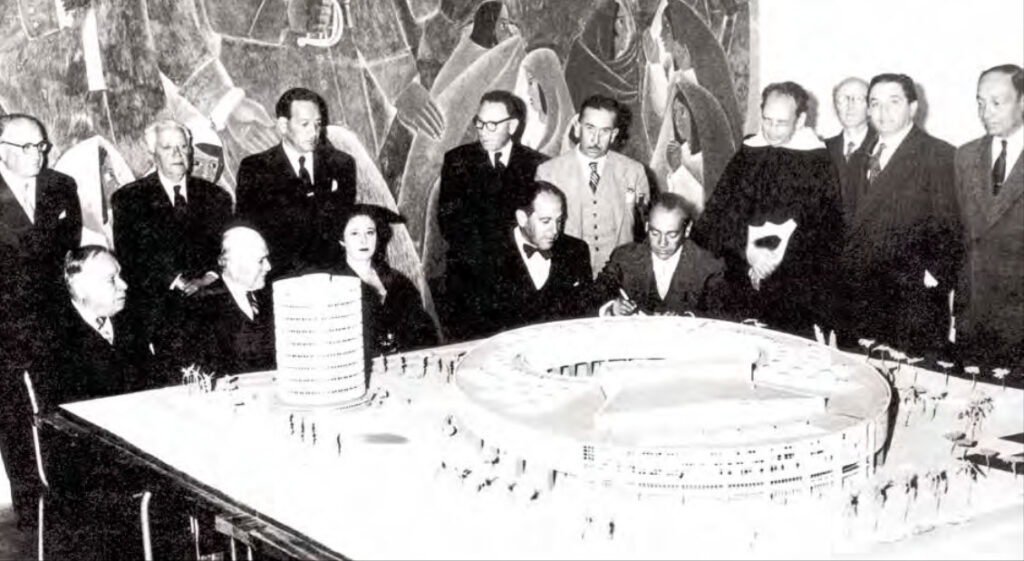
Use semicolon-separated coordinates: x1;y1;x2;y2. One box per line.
331;205;439;357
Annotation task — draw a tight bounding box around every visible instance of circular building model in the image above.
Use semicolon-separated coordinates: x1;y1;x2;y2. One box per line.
452;317;891;500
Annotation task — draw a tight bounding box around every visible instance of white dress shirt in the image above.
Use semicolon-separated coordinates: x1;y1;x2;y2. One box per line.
223;276;257;320
652;246;683;300
488;141;513;168
0;167;36;223
842;126;871;154
157;172;187;205
282;142;315;184
514;227;551;290
992;125;1024;182
575;149;608;181
73;301;114;344
876;123;914;171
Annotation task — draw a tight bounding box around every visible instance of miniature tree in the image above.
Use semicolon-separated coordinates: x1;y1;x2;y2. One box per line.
964;365;981;389
936;360;954;386
992;368;1010;391
958;395;994;440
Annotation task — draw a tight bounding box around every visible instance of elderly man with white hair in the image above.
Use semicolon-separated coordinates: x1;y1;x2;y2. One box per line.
171;225;275;376
112;119;234;350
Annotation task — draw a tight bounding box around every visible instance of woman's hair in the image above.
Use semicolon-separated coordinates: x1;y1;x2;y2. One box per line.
339;205;403;265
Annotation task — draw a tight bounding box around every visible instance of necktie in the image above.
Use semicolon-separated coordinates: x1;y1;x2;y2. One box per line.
493;152;505;172
845;141;855;162
866;142;887;184
298;156;313;188
992;139;1008;196
172;184;187;211
522;243;551;260
247;291;260;317
96;317;113;344
588;161;600;194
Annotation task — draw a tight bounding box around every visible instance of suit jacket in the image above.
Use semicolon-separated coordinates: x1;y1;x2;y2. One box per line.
590;240;731;317
481;231;592;336
236;143;356;275
825;128;878;222
841;126;963;356
112;172;233;303
170;278;275;377
0;168;82;367
437;142;548;339
954;135;1024;367
535;150;650;276
38;300;155;414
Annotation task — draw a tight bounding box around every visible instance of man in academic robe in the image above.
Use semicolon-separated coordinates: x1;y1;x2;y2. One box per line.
692;82;843;338
173;225;275;377
112;120;233;349
437;90;548;341
954;64;1024;370
824;77;878;222
0;113;82;528
841;73;963;359
480;181;591;336
592;192;730;318
535;95;650;278
236;87;356;277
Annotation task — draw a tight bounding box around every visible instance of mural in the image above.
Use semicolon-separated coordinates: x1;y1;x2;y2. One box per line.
0;0;753;323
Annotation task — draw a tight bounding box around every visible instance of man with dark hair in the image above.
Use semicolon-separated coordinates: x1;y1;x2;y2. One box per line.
480;180;591;335
841;73;963;359
692;81;843;338
592;192;729;318
438;89;548;341
824;77;878;220
954;63;1024;370
236;87;356;277
112;119;233;349
536;94;650;278
0;113;82;527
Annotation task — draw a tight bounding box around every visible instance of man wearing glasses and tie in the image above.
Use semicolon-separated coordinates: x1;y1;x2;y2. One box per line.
824;77;877;222
437;90;548;341
0;113;82;530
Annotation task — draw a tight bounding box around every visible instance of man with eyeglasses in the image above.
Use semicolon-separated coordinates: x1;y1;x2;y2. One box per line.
0;113;82;529
535;94;650;278
112;119;233;351
824;77;877;221
437;89;548;341
591;192;730;318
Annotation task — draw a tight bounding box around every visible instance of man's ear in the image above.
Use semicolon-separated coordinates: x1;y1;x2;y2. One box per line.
571;114;581;139
508;118;520;139
909;100;919;120
515;209;528;228
795;112;807;129
276;117;289;138
610;127;620;145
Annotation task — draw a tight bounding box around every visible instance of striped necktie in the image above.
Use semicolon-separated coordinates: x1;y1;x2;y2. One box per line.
588;162;600;193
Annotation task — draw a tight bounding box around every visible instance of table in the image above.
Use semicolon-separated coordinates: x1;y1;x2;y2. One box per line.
48;342;1024;560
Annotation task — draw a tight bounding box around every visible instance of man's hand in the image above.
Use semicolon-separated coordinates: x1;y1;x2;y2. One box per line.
394;82;445;141
610;297;638;316
178;272;219;297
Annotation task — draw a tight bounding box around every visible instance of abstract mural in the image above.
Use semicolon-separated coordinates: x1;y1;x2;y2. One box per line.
0;0;754;321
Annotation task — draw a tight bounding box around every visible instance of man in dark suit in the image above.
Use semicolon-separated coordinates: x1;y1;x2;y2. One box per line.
112;120;233;350
592;193;730;318
954;64;1024;370
437;90;549;341
236;87;357;277
479;181;591;335
824;77;878;221
841;73;963;359
174;225;275;376
0;113;81;527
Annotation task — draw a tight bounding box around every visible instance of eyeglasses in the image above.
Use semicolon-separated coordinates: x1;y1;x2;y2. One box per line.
473;117;513;132
0;140;52;154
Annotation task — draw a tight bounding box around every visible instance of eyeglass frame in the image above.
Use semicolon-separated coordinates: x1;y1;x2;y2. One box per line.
473;116;515;132
0;140;52;154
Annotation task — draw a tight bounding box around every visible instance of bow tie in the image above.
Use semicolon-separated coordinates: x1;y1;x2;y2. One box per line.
523;243;551;260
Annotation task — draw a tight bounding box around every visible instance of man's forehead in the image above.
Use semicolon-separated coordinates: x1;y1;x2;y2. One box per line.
580;107;616;127
289;100;322;120
869;82;906;100
533;192;563;214
81;254;119;276
478;101;509;118
2;119;43;141
648;206;685;229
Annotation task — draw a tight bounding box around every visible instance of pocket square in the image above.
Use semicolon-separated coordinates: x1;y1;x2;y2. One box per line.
58;210;67;219
306;191;315;198
331;179;338;192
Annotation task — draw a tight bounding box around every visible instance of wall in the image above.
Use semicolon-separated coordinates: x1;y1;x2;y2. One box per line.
758;0;1024;147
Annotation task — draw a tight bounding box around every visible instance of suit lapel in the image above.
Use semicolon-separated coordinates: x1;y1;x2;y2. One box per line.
987;146;1024;230
0;173;33;229
849;129;922;234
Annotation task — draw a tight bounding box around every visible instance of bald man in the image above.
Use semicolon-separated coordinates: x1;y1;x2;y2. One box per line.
824;77;877;220
171;225;275;376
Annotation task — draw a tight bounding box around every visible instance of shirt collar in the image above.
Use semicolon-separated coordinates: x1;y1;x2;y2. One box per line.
488;141;513;166
72;300;107;332
651;244;683;270
157;171;187;203
877;122;914;153
575;148;608;176
993;125;1024;155
0;166;35;205
843;126;870;149
281;142;313;175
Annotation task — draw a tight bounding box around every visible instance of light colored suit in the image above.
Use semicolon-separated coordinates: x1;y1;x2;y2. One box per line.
954;135;1024;367
536;149;650;277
